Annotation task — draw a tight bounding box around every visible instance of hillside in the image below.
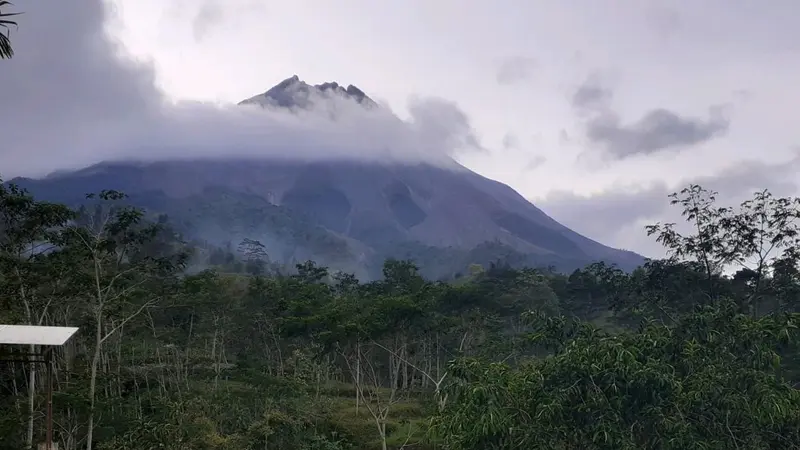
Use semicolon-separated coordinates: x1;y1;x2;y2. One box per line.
8;77;644;278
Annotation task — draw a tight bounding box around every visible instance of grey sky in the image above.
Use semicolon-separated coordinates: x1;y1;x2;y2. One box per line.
1;0;799;259
496;57;538;85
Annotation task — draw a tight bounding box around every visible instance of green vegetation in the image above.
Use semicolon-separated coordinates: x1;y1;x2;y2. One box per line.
4;6;798;448
1;181;799;449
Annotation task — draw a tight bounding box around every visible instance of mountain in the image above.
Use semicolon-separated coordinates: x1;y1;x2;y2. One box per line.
9;76;645;279
238;74;378;110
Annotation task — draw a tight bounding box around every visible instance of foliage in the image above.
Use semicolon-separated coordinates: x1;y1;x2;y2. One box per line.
432;304;800;449
1;180;800;449
0;1;19;59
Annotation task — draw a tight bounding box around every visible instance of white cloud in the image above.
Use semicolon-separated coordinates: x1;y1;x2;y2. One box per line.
0;0;483;179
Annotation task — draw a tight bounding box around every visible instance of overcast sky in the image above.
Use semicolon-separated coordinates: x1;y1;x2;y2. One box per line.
1;0;799;258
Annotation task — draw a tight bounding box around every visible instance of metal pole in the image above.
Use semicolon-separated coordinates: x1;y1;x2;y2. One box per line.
46;348;53;450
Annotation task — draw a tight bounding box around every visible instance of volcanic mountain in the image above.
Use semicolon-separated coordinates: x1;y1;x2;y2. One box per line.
10;76;644;279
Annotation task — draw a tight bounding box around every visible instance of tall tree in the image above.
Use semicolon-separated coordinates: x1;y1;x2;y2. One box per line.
65;190;186;450
647;185;800;314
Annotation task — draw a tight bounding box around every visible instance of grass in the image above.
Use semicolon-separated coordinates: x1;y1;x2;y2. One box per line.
318;382;435;449
130;369;437;449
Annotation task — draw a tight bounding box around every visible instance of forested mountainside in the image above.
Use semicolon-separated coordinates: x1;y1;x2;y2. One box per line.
1;180;799;450
10;157;644;280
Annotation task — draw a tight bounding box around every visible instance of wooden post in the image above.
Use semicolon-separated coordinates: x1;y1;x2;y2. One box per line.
46;347;53;450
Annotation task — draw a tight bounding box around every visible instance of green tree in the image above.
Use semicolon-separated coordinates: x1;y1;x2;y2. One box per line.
433;305;800;449
433;185;800;449
64;190;186;450
647;185;800;314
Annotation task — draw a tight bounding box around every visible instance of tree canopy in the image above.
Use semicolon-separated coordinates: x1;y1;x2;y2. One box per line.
0;180;799;449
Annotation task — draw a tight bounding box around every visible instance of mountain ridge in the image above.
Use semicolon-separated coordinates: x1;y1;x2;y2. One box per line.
238;75;378;110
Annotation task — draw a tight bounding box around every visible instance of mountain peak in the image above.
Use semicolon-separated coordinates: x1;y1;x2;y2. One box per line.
276;74;301;88
239;75;377;110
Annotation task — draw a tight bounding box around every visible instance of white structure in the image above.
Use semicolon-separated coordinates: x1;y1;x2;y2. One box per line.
0;325;78;346
0;324;79;450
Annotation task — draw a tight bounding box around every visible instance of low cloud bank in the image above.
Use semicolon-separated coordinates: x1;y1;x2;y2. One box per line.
0;0;481;178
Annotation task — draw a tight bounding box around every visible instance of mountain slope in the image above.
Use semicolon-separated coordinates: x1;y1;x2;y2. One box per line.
9;77;645;278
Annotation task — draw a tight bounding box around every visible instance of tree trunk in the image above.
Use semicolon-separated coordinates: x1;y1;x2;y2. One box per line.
378;421;388;450
355;342;361;415
85;312;102;450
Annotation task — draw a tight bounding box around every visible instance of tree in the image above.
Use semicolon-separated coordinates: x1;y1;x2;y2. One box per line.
64;190;186;450
647;185;800;315
430;185;800;449
432;305;800;449
646;185;733;300
0;1;19;59
237;238;269;276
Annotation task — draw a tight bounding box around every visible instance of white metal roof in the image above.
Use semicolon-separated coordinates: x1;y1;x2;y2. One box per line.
0;325;79;346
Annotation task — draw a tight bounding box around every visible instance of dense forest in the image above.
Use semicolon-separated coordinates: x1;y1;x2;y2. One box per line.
1;181;800;450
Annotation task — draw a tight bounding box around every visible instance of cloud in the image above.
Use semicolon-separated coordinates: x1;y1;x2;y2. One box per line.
498;131;546;171
502;133;519;150
570;77;731;160
406;96;486;155
525;155;547;171
538;154;800;257
571;78;613;110
540;183;669;247
0;0;483;179
646;6;682;40
159;0;264;43
586;107;731;159
192;2;224;41
496;56;537;85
